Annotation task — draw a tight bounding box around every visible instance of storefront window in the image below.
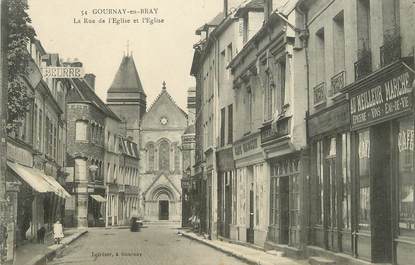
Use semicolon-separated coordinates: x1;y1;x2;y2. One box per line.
326;137;337;228
398;118;415;237
342;133;351;230
316;141;324;225
270;176;279;226
358;130;370;230
290;175;300;227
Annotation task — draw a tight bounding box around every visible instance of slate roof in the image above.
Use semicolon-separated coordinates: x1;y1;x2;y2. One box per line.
235;0;264;17
68;78;121;121
146;85;187;118
108;55;145;94
196;12;225;34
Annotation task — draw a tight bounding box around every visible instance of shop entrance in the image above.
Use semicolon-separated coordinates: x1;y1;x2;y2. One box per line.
355;123;392;263
247;189;255;243
159;200;169;220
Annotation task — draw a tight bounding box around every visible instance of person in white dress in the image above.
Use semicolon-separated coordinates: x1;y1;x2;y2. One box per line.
53;220;64;244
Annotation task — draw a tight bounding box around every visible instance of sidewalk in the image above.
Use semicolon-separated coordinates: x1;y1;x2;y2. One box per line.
180;230;308;265
14;228;88;265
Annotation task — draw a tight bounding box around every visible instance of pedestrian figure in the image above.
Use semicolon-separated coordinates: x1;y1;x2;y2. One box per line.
53;220;64;244
37;226;46;244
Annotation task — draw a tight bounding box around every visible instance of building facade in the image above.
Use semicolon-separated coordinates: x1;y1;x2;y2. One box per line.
302;0;415;264
139;84;187;222
7;39;70;250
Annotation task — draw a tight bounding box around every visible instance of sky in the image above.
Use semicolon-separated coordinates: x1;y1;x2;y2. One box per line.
28;0;225;110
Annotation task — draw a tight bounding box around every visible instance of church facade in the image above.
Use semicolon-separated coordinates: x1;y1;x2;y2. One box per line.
107;54;188;222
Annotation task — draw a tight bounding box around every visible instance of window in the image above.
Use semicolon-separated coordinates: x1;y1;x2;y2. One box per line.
277;60;286;112
228;104;233;144
226;44;233;79
357;0;370;52
75;120;88;141
33;103;38;149
342;133;351;230
147;143;155;172
39;109;43;151
159;140;170;171
333;11;345;74
270;175;280;226
398;118;415;237
174;143;180;172
247;88;253;132
315;28;326;84
316;140;324;225
220;107;226;147
358;130;370;230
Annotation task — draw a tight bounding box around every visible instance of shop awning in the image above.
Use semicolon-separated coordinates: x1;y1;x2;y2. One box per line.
90;194;106;203
7;161;70;199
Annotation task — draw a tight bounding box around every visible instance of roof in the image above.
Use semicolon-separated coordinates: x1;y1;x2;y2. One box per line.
196;12;225;34
68;78;121;121
146;85;187;118
108;55;145;94
235;0;264;17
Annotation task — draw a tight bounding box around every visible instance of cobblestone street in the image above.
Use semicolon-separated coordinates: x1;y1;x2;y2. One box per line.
50;225;248;265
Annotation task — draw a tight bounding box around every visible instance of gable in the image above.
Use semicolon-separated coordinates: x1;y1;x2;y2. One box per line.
142;91;187;129
143;173;181;201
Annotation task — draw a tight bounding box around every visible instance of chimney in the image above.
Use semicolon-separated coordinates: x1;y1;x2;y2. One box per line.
224;0;228;16
187;87;196;125
264;0;272;21
84;73;96;90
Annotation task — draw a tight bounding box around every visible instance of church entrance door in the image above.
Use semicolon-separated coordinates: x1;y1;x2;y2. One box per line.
159;200;169;220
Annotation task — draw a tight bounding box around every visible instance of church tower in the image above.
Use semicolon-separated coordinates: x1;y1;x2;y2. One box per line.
107;54;146;143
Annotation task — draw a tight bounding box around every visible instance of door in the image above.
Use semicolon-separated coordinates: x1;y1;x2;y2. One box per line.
159;200;169;220
326;157;337;250
247;189;255;243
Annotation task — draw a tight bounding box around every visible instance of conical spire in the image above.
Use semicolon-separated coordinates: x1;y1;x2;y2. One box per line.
108;55;145;94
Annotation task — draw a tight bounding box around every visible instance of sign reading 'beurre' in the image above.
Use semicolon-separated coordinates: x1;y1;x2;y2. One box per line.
350;67;413;128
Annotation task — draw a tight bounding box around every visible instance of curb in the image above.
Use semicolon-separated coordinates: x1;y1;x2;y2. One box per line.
181;232;266;265
23;230;88;265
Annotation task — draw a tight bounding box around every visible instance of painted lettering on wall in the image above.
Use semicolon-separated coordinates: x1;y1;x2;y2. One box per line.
398;129;415;152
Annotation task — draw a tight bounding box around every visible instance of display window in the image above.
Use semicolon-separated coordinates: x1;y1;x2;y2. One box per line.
397;117;415;238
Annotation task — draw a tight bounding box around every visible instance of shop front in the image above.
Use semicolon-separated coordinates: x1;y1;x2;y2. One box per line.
342;60;414;264
307;101;352;256
233;132;266;246
216;147;235;239
261;115;308;256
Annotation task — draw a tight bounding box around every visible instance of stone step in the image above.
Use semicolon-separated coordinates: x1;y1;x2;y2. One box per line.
266;250;284;257
309;256;336;265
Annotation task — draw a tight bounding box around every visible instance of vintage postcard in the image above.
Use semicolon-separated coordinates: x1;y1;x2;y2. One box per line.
0;0;414;265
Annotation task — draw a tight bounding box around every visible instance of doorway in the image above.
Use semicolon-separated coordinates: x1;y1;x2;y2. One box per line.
159;200;169;220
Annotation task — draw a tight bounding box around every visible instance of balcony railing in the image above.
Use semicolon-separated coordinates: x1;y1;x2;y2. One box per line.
260;117;290;144
313;82;326;106
380;35;401;67
354;50;372;80
330;71;346;96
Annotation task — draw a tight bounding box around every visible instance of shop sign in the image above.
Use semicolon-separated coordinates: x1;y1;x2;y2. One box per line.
398;129;414;152
41;67;84;78
233;133;261;159
308;103;349;137
350;67;413;129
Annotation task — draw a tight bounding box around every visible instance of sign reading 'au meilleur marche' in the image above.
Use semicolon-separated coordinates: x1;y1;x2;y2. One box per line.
41;67;85;78
350;68;414;128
